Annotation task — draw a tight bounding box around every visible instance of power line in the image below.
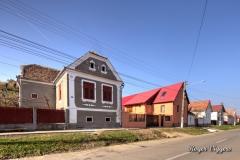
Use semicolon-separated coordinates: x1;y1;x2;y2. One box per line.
1;32;240;100
13;0;184;81
187;0;208;80
0;0;183;83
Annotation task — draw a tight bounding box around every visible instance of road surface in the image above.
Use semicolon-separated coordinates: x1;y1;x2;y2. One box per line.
17;129;240;160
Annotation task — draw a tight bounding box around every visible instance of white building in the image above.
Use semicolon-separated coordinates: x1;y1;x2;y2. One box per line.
188;111;195;126
188;100;212;126
224;109;237;125
211;105;226;125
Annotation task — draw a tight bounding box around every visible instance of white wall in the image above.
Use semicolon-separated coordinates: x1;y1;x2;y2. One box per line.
188;115;195;126
204;105;211;124
198;118;203;125
211;112;218;120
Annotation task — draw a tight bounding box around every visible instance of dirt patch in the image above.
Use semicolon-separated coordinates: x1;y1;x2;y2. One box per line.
162;132;193;138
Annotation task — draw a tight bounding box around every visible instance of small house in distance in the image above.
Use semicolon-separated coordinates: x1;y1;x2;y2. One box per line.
211;104;226;125
188;100;212;126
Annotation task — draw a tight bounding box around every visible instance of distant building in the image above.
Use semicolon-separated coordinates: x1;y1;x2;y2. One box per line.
188;100;212;126
211;104;226;125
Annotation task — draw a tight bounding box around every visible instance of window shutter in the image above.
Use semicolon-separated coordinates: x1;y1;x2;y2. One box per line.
103;86;112;101
59;84;62;100
84;82;94;99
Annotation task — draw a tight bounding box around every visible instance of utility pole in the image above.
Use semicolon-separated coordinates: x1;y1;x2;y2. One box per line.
181;82;186;128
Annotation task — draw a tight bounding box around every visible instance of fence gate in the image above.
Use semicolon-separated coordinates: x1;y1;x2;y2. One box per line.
146;115;159;127
37;109;65;124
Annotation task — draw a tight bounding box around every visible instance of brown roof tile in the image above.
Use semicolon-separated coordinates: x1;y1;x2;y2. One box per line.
225;109;236;117
212;105;226;112
21;64;60;83
188;100;210;112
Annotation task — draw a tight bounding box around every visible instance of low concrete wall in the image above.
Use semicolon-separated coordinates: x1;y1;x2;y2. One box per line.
0;123;65;132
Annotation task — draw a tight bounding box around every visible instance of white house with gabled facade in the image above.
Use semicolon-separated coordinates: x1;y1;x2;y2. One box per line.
188;100;212;126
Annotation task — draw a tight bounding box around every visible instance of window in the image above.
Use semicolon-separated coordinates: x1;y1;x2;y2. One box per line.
103;85;112;102
126;107;132;112
31;93;38;99
101;64;107;74
177;105;179;112
58;84;62;101
90;62;94;68
89;60;96;71
165;116;170;121
105;117;111;122
129;114;145;122
161;91;167;97
83;82;95;100
86;116;93;122
161;105;165;112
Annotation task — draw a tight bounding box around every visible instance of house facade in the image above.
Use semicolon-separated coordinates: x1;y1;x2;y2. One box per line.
18;51;124;128
17;64;60;109
224;109;237;125
122;82;189;128
188;100;212;126
211;104;226;125
188;111;195;127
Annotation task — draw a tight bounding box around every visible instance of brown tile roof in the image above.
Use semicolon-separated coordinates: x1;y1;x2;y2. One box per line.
212;105;226;112
225;109;236;117
188;100;210;112
20;64;60;83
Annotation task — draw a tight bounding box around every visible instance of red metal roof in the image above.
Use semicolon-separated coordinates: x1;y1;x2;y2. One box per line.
122;94;138;110
153;82;183;104
124;88;161;106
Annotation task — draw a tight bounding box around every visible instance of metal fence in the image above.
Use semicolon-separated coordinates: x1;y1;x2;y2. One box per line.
37;109;65;124
0;106;33;124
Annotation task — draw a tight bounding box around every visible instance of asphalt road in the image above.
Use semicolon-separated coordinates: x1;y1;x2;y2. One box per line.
17;129;240;160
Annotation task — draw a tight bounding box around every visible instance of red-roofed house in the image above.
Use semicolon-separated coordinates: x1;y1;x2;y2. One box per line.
188;100;212;126
122;82;189;128
211;104;226;125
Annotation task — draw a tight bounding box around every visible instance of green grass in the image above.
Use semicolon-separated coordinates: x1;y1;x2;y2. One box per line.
211;125;240;130
0;128;207;159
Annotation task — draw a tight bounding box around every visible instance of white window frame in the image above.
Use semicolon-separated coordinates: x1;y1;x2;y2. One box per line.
161;105;165;112
86;116;93;122
89;60;96;71
81;79;96;103
31;93;38;99
101;64;107;74
105;117;111;122
101;83;113;104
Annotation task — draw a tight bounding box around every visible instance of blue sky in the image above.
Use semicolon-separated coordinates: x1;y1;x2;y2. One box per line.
0;0;240;114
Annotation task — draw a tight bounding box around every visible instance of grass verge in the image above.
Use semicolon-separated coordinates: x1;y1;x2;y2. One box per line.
211;125;240;130
0;128;208;159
